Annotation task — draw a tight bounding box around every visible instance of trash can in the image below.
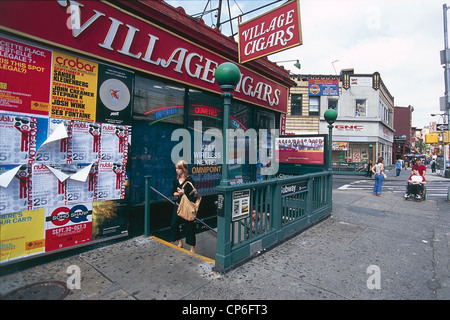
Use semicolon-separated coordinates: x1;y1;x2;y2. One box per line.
445;169;450;178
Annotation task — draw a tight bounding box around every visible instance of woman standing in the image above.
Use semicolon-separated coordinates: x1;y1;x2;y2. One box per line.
171;160;196;253
371;157;385;196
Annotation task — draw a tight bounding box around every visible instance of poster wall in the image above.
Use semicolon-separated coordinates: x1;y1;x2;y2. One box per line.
0;35;132;264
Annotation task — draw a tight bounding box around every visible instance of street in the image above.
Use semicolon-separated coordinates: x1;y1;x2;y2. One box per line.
0;167;449;301
333;170;450;206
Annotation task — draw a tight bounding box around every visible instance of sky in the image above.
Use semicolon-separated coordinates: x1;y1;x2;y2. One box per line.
166;0;448;129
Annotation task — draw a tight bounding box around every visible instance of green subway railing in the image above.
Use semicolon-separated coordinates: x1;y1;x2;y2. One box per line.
214;171;333;272
144;171;333;272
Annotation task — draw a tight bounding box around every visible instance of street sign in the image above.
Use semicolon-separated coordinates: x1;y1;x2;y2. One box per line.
436;124;447;131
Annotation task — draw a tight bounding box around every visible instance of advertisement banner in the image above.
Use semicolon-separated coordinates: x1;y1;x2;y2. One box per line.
332;141;348;151
0;37;51;116
308;79;339;96
238;0;302;63
0;209;46;263
276;136;325;165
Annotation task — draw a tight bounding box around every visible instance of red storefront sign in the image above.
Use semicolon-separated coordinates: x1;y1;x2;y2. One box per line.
238;0;302;64
0;0;288;113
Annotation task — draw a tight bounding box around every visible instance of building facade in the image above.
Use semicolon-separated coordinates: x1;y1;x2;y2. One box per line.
319;70;395;165
393;105;413;161
285;70;395;166
0;0;294;264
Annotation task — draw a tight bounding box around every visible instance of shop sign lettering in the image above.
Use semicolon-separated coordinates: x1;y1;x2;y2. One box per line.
335;125;364;131
0;1;288;112
238;0;302;63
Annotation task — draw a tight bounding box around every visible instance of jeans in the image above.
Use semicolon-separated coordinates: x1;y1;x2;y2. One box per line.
396;168;401;177
373;173;384;195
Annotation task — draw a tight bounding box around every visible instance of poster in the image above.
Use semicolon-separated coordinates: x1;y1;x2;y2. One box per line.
50;52;98;122
0;208;46;263
0;37;51;116
92;199;128;240
100;123;129;163
96;64;133;125
96;162;126;201
32;163;67;209
232;189;250;221
0;164;32;215
45;203;92;252
0;113;37;165
66;163;97;204
35;118;71;164
71;121;101;163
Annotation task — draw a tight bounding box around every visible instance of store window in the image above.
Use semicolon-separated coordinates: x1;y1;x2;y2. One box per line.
131;76;185;204
254;109;276;181
355;99;366;117
187;89;223;194
309;96;320;116
229;102;252;185
290;94;302;115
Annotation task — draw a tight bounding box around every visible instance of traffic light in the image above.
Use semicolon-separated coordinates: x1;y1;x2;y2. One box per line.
425;133;439;144
443;131;450;143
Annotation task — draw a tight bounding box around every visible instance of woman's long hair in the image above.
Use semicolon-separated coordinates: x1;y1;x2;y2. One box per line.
175;160;189;179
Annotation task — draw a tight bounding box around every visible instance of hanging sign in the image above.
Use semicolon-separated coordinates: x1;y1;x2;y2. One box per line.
238;0;302;63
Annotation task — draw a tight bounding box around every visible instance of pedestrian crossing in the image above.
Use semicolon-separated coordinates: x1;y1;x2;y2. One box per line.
337;180;450;199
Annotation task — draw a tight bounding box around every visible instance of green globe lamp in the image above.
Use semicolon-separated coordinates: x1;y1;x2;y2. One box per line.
215;62;240;186
324;109;338;170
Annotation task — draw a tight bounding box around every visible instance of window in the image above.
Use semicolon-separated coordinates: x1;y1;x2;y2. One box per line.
355;99;366;117
290;94;302;115
133;76;185;124
328;99;338;111
131;76;185;205
309;96;319;116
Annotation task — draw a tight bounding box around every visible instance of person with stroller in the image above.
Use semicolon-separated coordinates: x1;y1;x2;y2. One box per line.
404;168;426;200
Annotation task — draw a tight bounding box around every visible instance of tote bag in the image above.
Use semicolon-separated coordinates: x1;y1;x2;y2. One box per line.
177;181;202;221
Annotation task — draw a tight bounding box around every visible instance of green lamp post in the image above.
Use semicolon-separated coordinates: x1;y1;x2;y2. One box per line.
324;109;338;170
215;62;241;186
214;62;241;271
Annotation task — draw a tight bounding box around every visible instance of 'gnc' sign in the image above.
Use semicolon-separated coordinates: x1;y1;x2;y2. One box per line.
238;0;302;64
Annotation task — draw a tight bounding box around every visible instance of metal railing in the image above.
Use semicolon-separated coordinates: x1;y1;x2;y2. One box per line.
144;171;333;272
331;161;367;175
215;171;332;272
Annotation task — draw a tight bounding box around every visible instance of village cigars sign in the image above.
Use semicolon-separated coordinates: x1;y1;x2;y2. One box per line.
0;0;288;113
238;0;302;64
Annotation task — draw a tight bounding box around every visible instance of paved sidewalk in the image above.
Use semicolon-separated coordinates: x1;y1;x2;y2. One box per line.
1;170;448;301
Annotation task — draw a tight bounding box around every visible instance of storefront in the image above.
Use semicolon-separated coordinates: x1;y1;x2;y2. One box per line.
0;1;294;264
320;120;394;166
